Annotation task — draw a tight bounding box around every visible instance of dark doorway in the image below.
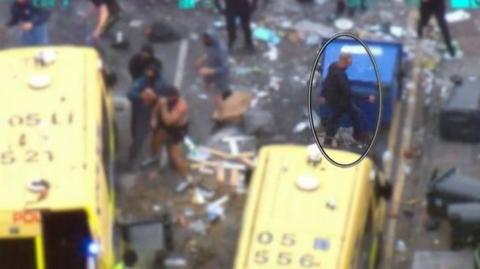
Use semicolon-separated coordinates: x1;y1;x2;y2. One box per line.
42;210;92;269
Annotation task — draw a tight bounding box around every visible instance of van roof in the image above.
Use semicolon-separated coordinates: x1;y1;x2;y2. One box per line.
0;47;104;211
235;144;374;269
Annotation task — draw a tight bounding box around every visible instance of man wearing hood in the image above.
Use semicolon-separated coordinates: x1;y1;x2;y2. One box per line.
214;0;257;52
195;32;231;111
128;44;163;81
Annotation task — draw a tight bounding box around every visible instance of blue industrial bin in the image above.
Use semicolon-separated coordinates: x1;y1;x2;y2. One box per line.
315;38;403;132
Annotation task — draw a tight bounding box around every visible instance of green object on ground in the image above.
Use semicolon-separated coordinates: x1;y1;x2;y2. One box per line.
475;245;480;269
404;0;420;7
179;0;196;9
451;0;480;9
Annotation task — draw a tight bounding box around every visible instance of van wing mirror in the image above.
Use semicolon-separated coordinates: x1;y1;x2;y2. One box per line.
375;179;393;201
104;71;118;88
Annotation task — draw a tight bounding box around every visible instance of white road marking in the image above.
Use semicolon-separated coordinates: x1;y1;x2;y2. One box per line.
174;39;189;90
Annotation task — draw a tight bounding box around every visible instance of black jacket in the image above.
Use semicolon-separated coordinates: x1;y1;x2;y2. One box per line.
214;0;258;13
322;63;352;108
7;2;50;28
128;55;162;81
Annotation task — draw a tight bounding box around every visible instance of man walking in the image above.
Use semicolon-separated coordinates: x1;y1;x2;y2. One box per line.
7;0;50;46
417;0;456;58
214;0;257;52
322;53;372;146
83;0;121;44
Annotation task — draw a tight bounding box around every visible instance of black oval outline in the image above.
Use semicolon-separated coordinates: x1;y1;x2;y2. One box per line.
307;32;383;168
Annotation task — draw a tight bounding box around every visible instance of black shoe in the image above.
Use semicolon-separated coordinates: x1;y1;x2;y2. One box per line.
244;44;256;54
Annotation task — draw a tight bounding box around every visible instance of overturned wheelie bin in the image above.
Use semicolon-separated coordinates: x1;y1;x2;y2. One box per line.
427;168;480;218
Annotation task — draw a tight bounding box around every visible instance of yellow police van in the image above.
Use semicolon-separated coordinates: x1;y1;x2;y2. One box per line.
0;47;117;269
233;145;392;269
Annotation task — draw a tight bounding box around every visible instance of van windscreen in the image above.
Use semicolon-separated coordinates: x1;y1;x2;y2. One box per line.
42;210;92;269
0;238;36;269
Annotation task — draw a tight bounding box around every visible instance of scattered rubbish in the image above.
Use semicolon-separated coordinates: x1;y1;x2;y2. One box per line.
190;219;207;235
264;45;279;61
245;109;275;135
403;148;422;159
129;20;143;28
206;195;229;222
293;121;309;133
184;207;195;218
403;164;412;175
334;18;354;31
152;204;162;213
179;0;196;9
253;27;280;45
213;91;253;124
184;136;198;153
197;186;215;200
197;93;208;100
293;20;335;37
192;188;206;205
390;25;404;38
403;209;414;218
190;33;199;40
382;151;392;166
145;21;182;43
305;34;321;47
446;10;471;23
164;255;188;267
176;180;191;193
395;240;407;252
213;20;225;29
111;31;129;50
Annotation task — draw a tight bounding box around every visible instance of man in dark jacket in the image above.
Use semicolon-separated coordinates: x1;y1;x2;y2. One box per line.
322;53;372;146
128;44;162;81
214;0;257;52
417;0;455;58
127;64;167;168
7;0;50;46
83;0;121;44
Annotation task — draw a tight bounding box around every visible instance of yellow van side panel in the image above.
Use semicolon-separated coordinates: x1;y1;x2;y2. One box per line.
234;145;375;269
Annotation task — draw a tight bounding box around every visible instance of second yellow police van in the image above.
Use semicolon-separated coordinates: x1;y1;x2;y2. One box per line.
234;145;391;269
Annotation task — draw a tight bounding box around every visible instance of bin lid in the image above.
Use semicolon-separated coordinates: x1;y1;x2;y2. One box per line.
448;202;480;223
320;38;403;86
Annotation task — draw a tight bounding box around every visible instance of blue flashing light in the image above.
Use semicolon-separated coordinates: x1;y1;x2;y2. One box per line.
88;242;100;256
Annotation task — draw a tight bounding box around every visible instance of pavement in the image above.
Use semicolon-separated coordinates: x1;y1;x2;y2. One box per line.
3;0;480;269
384;6;480;269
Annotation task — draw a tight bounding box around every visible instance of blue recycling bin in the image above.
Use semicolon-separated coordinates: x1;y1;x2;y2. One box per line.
315;38;403;133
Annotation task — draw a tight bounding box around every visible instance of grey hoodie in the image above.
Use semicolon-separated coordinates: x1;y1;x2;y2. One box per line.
203;33;230;92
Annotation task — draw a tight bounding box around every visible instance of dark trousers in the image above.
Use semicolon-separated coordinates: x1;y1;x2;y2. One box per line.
335;0;367;17
325;104;362;139
417;1;455;56
225;8;253;49
128;105;151;166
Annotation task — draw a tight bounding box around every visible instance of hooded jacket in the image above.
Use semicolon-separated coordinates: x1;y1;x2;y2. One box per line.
203;33;230;92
